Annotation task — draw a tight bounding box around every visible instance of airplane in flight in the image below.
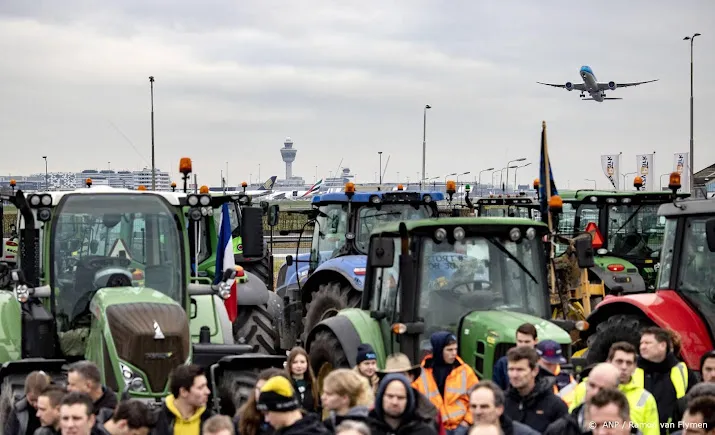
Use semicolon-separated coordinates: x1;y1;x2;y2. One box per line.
537;65;658;102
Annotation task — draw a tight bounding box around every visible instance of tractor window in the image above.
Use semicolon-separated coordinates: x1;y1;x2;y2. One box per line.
52;194;184;333
675;217;715;327
356;205;432;253
656;216;677;289
312;204;348;261
419;234;548;338
606;204;663;258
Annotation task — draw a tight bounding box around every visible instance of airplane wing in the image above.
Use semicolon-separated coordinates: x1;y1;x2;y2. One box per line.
598;79;658;90
537;82;586;91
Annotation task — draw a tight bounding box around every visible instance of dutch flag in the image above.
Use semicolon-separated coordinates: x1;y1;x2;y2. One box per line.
214;203;238;322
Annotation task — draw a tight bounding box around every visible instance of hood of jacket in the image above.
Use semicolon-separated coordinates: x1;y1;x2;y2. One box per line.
374;374;416;422
278;412;330;435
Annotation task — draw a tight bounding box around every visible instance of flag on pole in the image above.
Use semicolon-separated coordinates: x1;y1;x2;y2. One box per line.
214;203;238;322
539;121;558;221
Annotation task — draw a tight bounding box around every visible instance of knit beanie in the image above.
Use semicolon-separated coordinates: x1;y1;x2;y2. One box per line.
256;376;300;412
356;343;377;364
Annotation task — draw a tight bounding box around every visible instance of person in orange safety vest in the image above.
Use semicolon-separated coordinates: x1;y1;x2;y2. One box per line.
413;331;480;435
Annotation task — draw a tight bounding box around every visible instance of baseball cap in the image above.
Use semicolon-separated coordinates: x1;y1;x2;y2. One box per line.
536;339;566;364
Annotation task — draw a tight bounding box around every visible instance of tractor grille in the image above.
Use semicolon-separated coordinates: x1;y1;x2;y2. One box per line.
106;303;190;392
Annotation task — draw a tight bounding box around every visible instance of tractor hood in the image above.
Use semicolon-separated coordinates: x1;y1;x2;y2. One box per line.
460;309;571;345
89;287;190;394
313;254;366;291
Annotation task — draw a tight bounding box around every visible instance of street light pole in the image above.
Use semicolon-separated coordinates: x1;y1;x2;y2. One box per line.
585;179;597;189
42;156;48;190
149;76;156;190
478;167;495;196
684;33;700;194
513;162;532;191
506;158;527;193
378;151;383;187
421;104;431;189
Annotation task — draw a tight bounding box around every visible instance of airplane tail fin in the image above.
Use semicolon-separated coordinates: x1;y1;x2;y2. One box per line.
258;176;278;190
301;179;322;197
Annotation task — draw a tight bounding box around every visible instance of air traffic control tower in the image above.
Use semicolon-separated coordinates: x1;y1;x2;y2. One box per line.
280;137;297;179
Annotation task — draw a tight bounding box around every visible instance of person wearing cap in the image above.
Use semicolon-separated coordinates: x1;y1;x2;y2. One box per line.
536;340;575;396
256;376;330;434
377;353;445;435
354;343;379;391
413;331;479;435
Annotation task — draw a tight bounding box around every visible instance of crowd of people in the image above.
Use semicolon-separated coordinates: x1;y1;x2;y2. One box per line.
3;325;714;435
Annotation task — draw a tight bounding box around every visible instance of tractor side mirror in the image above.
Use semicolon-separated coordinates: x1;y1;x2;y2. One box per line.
267;205;280;227
260;201;269;214
574;236;595;269
369;238;395;268
241;207;265;258
9;223;16;235
705;218;715;252
285;255;293;266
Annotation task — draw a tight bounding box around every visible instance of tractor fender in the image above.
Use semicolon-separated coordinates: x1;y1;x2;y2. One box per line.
280;252;312;288
588;265;645;294
305;309;386;367
0;359;67;388
236;271;270;306
582;290;713;368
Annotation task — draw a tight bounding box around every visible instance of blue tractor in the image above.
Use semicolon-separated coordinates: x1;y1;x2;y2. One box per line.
275;183;444;348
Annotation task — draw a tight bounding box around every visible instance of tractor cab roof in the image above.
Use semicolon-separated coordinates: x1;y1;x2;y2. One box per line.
20;186;183;207
312;190;444;205
372;216;548;237
476;196;539;206
558;189;690;204
658;197;715;217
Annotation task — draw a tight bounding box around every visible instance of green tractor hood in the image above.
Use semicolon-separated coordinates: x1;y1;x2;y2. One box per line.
85;286;191;398
459;309;571;379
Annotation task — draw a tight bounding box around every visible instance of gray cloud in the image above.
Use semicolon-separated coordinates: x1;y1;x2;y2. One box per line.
0;0;713;189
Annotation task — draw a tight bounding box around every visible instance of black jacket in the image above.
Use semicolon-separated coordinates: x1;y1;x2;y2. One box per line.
504;377;569;433
275;413;331;435
414;387;442;435
543;405;585;435
291;379;316;413
500;414;541;435
367;409;438;435
4;396;42;435
152;401;213;435
638;354;696;435
33;427;61;435
92;387;118;415
323;405;370;432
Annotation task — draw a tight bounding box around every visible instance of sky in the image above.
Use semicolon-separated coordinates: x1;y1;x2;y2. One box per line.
1;0;713;190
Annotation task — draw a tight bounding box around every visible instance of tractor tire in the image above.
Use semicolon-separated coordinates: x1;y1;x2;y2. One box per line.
308;329;350;394
586;314;652;366
303;281;360;342
233;303;280;355
217;370;260;417
240;255;273;290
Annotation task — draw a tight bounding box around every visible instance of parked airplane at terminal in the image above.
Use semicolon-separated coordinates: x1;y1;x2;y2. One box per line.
242;175;277;197
537;65;657;102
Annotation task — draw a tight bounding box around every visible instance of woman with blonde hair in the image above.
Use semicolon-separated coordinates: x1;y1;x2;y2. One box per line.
285;346;319;413
321;368;374;432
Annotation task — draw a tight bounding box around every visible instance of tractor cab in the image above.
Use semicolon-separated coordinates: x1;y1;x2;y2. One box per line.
556;188;690;293
357;217;571;379
476;194;541;221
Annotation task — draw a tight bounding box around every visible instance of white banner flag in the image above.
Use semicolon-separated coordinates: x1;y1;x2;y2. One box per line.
636;154;655;191
673;152;690;193
601;154;620;190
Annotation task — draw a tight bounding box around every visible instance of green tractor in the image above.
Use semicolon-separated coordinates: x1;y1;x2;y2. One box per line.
555;189;689;294
305;217;573;384
475;194;542;221
183;188;283;355
0;186;284;424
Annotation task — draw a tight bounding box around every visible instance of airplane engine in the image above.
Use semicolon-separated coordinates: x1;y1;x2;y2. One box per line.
608;81;616;90
565;82;573;91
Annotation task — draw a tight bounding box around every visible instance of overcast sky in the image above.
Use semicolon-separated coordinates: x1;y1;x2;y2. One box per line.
1;0;713;189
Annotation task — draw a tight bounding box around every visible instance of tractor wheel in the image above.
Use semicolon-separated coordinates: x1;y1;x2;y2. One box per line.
217;370;260;417
586;314;652;366
303;281;360;342
241;255;273;290
308;329;350;395
233;303;280;355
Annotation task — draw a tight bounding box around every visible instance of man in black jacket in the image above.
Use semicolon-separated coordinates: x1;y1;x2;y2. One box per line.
367;374;437;435
468;380;538;435
504;346;568;433
34;385;66;435
66;361;118;415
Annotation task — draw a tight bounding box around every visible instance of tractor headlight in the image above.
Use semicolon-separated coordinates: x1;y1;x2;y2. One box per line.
29;195;41;207
298;269;309;280
453;227;465;241
199;195;211;206
14;284;29;303
119;362;147;392
509;228;521;242
526;227;536;240
187;195;199;206
423;194;432;203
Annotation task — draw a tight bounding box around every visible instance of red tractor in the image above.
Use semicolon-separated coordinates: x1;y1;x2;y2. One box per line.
580;174;715;371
